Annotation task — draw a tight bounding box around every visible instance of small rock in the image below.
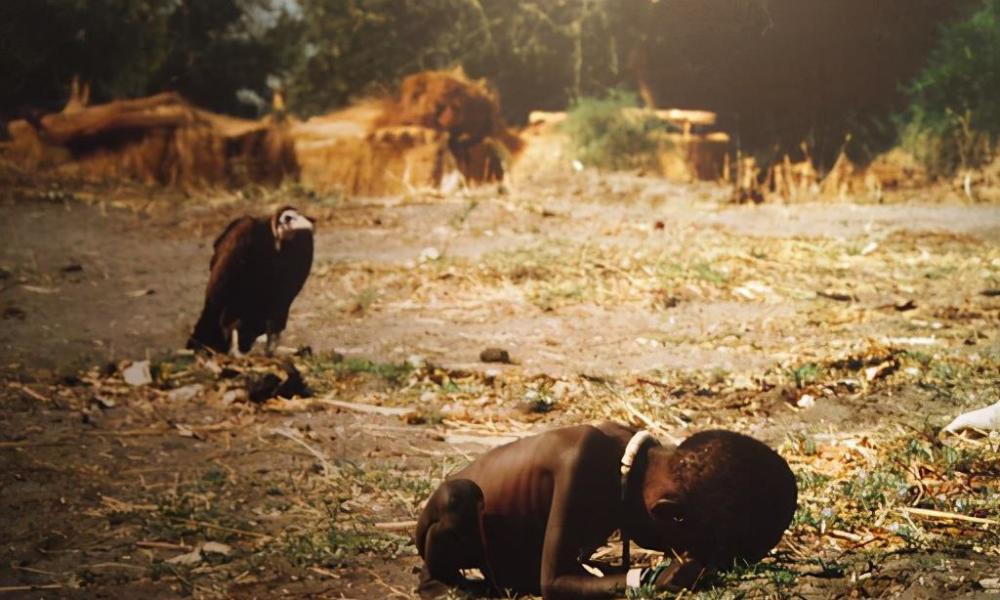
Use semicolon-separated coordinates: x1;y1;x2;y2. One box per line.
479;348;511;364
980;578;1000;591
60;263;83;274
167;384;204;403
122;360;152;386
797;394;816;409
406;354;426;369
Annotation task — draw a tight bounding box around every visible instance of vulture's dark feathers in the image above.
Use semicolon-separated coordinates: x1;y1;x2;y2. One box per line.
188;206;314;354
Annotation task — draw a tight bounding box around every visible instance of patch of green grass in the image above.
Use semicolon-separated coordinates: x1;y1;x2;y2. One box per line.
788;363;823;388
693;262;727;285
200;468;228;487
786;432;819;456
562;89;672;171
282;517;411;568
841;468;909;511
687;560;799;599
331;357;412;384
795;468;830;492
351;287;378;314
338;462;440;512
902;349;934;367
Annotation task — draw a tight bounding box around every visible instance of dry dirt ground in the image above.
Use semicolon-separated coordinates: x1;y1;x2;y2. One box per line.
1;169;999;599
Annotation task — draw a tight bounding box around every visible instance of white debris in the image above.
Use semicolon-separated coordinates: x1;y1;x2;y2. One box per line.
943;401;1000;434
167;384;204;403
419;247;441;262
166;547;203;566
201;541;232;556
797;394;816;409
122;360;152;386
860;241;879;256
166;542;232;566
406;354;426;369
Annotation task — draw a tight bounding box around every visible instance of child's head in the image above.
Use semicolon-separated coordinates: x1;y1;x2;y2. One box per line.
643;430;798;567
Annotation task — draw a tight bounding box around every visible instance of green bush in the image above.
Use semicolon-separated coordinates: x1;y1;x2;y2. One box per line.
900;0;1000;175
561;89;671;171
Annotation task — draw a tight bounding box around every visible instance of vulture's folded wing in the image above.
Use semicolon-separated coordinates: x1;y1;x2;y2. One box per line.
205;216;263;306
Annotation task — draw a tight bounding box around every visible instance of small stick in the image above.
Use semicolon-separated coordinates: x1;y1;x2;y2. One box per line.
373;520;418;532
320;398;415;416
0;584;64;592
898;506;998;526
135;540;193;551
309;566;341;579
9;382;51;403
270;427;337;478
0;440;74;449
169;518;273;540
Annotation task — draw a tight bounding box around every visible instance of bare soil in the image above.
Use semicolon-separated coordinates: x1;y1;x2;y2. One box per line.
1;171;998;599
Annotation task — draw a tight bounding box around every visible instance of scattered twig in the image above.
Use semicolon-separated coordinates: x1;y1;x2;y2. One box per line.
9;382;51;403
0;584;64;592
168;518;273;540
898;506;998;526
135;540;193;551
320;397;415;416
270;426;338;478
373;520;418;532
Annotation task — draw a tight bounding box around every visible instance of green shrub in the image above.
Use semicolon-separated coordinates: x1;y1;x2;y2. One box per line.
899;0;1000;175
561;89;672;171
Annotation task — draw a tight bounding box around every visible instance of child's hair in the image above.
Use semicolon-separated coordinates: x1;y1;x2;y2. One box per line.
670;430;798;567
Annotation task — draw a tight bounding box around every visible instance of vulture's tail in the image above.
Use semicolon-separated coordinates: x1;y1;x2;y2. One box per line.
187;307;228;353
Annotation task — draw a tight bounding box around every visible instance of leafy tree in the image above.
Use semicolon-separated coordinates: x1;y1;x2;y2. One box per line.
0;0;300;118
900;0;1000;174
287;0;494;116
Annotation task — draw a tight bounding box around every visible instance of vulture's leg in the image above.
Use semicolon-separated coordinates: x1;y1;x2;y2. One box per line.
230;330;244;358
265;331;281;356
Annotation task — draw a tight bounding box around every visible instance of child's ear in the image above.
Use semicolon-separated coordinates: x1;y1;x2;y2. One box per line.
650;498;687;523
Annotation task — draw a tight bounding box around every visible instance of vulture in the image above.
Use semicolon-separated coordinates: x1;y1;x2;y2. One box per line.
188;205;314;355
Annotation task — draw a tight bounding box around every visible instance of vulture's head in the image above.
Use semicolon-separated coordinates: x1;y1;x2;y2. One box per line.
272;206;314;249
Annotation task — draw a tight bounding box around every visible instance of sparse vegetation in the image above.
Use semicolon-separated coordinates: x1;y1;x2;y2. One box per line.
900;0;1000;175
562;90;672;171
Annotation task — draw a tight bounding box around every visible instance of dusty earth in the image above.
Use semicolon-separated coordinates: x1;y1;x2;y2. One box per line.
1;168;999;599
